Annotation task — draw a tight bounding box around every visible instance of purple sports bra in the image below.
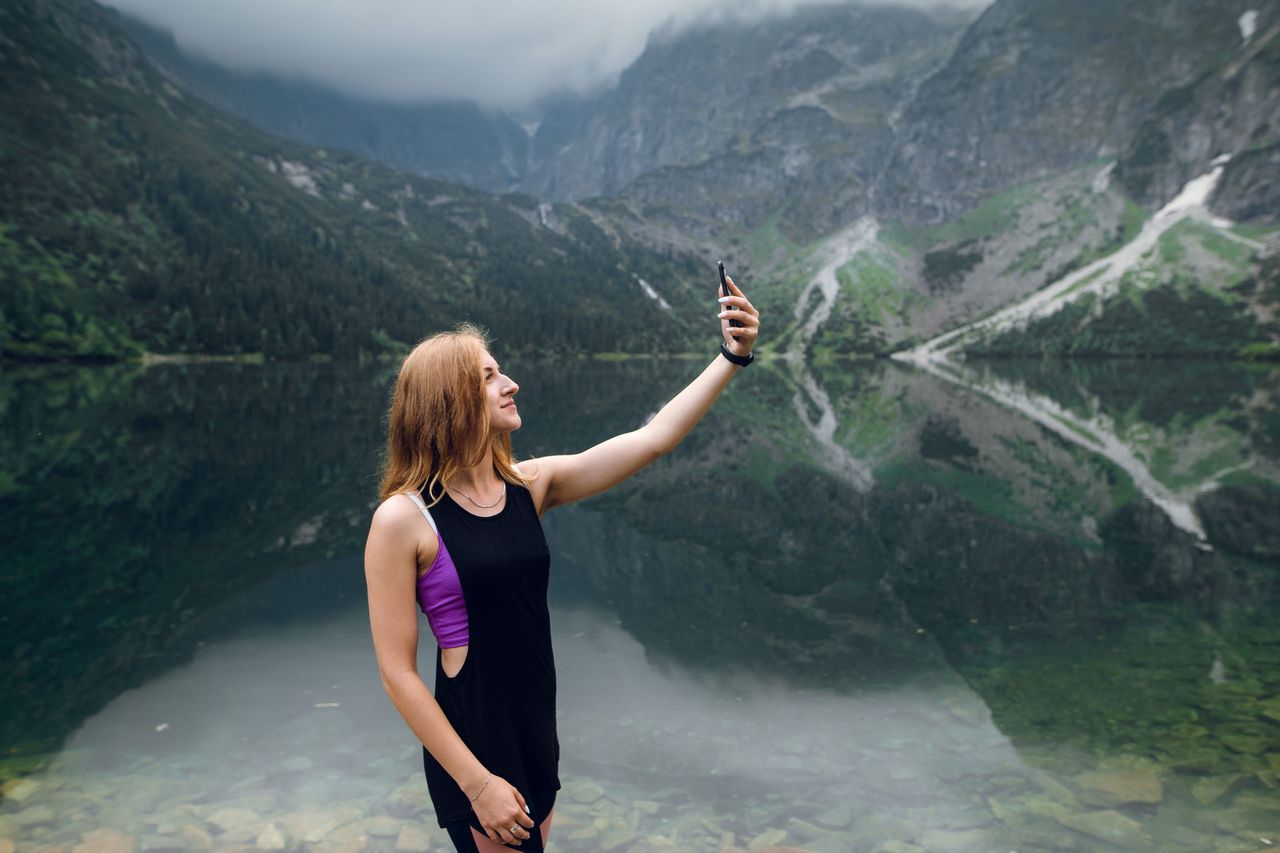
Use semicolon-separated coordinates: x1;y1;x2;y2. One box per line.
406;491;469;648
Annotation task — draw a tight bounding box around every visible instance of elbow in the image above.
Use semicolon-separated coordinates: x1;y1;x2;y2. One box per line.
379;667;417;699
639;425;677;458
648;434;677;459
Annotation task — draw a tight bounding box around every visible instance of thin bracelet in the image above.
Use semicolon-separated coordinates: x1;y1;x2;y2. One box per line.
469;774;491;802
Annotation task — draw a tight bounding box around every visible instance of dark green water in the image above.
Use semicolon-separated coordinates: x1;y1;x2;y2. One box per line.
1;356;1278;852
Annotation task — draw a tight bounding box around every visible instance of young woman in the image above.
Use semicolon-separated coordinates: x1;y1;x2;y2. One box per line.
364;275;760;850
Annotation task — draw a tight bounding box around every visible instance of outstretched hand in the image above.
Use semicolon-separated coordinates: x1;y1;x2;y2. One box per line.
718;274;761;357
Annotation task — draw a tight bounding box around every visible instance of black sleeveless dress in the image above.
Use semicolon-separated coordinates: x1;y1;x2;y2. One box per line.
421;482;559;848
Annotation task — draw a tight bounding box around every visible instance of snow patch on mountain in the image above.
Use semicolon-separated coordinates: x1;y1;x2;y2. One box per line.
787;216;879;358
633;275;671;310
896;159;1253;363
278;161;321;198
905;360;1220;541
1240;10;1259;44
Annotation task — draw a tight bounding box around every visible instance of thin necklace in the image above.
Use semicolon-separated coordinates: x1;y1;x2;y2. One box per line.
450;481;506;508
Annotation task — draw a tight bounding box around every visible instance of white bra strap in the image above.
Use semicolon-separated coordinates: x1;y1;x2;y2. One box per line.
406;491;439;534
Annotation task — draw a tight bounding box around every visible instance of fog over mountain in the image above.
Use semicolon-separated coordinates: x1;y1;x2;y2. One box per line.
102;0;991;109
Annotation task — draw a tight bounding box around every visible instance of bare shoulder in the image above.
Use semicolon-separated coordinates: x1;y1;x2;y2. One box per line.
367;493;437;573
516;458;558;516
369;492;423;536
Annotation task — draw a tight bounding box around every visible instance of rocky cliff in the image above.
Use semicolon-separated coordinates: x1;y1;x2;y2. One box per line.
518;4;968;231
884;0;1274;225
121;0;1280;239
1117;12;1280;220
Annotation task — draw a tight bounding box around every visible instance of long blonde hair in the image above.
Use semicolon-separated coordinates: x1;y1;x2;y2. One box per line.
378;323;528;506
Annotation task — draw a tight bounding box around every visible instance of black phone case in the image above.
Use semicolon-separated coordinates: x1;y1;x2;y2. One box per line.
718;262;743;329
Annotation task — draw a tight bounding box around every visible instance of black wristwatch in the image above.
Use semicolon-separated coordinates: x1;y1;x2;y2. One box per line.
719;342;754;367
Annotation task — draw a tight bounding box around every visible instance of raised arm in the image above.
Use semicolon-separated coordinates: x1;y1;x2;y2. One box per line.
532;274;760;513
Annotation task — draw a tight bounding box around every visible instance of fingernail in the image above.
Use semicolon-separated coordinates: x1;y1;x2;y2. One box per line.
717;311;727;318
717;296;731;303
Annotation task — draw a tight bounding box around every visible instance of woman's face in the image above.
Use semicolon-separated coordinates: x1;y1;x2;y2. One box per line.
481;350;521;434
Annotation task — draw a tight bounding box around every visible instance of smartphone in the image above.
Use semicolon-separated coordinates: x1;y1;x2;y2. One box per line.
718;261;743;329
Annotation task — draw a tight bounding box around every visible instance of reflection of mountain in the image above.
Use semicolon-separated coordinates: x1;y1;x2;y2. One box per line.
785;360;874;492
548;358;1280;819
6;357;1278;767
0;363;391;755
909;360;1213;539
0;356;716;758
552;358;1280;688
905;357;1279;545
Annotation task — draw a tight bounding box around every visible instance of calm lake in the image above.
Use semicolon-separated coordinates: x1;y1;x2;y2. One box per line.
2;356;1278;852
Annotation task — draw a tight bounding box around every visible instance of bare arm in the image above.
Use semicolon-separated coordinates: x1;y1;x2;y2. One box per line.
364;500;535;844
535;274;760;512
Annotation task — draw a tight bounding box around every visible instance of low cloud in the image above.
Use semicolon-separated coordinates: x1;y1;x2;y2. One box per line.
106;0;989;110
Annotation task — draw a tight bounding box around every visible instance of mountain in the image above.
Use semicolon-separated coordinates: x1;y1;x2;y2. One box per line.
114;12;535;193
518;4;971;234
7;0;1280;363
755;0;1280;359
0;0;706;362
883;0;1274;225
1116;9;1280;219
140;1;1277;237
115;4;974;241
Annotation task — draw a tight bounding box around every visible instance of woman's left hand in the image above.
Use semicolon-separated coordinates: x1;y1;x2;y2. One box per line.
718;274;760;357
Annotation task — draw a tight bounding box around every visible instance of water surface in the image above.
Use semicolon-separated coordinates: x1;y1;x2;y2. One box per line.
1;356;1278;852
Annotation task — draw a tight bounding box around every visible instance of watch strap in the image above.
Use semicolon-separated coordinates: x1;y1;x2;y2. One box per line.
719;342;754;367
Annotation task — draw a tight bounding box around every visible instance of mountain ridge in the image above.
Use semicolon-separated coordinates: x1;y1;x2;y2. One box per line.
0;0;709;362
6;0;1280;363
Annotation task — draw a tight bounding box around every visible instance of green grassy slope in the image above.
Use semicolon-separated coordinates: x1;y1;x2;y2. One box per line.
966;221;1280;359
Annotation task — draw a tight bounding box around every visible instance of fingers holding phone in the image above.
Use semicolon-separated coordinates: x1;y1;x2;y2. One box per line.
716;262;760;355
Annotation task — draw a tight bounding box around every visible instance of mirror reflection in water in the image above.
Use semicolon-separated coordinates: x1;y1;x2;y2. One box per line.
1;357;1277;851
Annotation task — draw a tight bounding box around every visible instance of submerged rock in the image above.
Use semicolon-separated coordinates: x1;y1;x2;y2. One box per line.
393;824;431;852
1072;768;1163;806
599;828;638;850
875;843;924;853
364;816;400;838
280;806;364;843
746;828;788;849
2;778;43;803
1218;734;1271;755
632;799;662;815
205;806;265;839
72;828;136;853
812;803;853;829
11;804;55;827
918;828;993;851
1057;809;1149;847
1191;774;1246;806
253;821;287;850
382;782;426;817
176;824;213;849
562;779;606;803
